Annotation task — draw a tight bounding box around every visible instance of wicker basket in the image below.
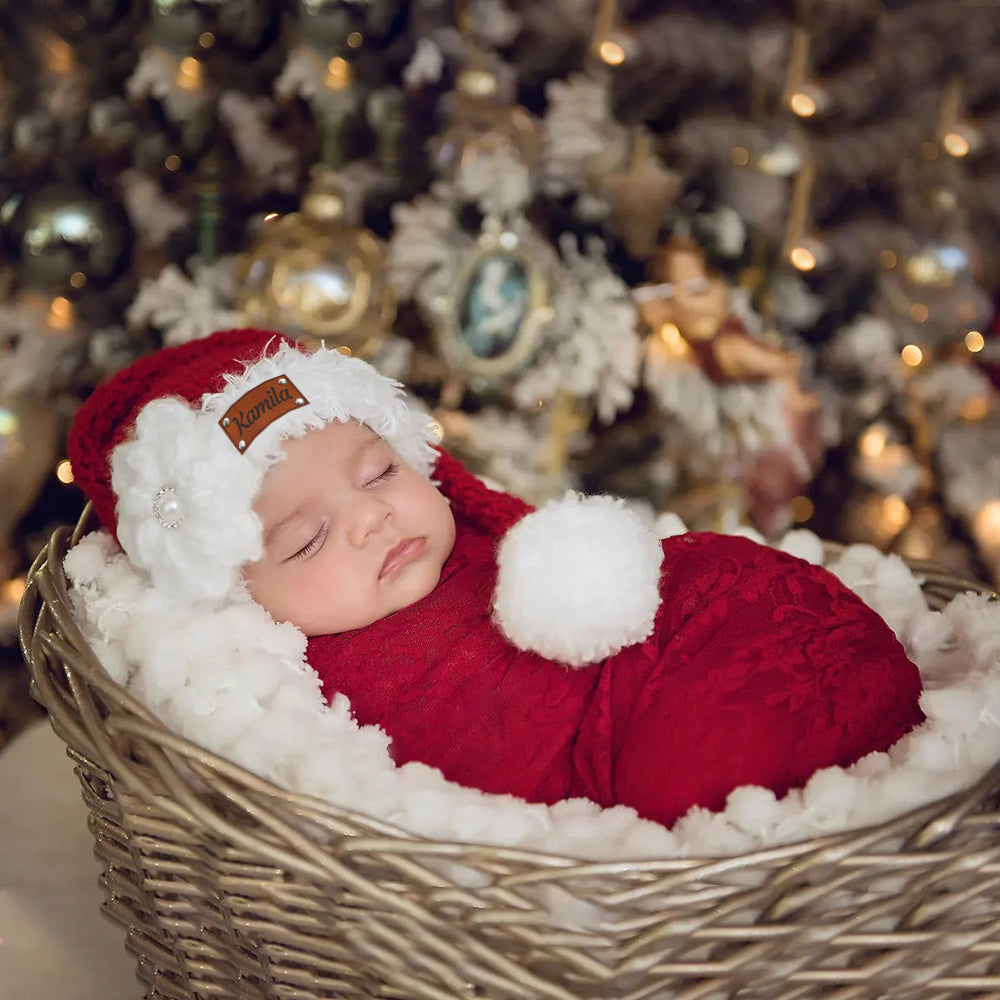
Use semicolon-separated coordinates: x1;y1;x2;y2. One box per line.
18;505;1000;1000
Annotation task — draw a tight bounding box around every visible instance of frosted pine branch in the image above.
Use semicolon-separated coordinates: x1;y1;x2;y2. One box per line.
127;261;242;346
387;193;468;304
218;92;298;193
119;169;188;249
513;236;640;423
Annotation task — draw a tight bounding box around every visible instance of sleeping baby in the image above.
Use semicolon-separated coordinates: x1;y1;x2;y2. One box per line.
67;327;924;828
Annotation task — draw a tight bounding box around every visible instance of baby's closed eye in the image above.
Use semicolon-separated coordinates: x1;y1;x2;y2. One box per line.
365;461;400;488
286;520;329;562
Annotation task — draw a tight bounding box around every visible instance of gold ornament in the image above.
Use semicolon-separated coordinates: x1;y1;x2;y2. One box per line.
430;63;541;176
236;167;395;356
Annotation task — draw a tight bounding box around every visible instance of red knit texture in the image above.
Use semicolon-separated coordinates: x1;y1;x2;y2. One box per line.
432;447;532;538
68;328;296;542
308;509;926;829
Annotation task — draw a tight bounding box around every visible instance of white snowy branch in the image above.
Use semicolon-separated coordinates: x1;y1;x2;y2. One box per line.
127;259;242;346
454;146;533;216
218;92;298;193
387;190;469;305
127;46;211;122
119;169;188;249
513;236;641;423
540;73;628;199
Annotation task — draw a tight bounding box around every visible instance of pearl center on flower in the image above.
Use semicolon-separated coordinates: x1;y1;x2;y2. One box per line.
152;486;184;528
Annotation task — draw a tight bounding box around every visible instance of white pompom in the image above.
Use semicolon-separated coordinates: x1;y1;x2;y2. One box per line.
654;511;687;538
492;493;664;668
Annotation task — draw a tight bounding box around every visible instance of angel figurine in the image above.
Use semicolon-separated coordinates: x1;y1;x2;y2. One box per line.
635;236;822;535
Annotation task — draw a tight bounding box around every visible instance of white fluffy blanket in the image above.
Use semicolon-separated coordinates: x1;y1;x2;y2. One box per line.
64;525;1000;861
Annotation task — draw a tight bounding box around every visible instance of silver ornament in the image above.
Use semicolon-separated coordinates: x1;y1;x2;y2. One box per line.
2;183;130;291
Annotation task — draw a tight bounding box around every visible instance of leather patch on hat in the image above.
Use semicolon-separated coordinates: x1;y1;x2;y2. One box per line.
219;375;309;453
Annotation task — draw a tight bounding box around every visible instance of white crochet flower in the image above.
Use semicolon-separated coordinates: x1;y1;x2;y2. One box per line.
111;397;264;605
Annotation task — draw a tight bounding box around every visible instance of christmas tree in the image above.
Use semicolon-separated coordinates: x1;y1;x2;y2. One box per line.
2;0;999;743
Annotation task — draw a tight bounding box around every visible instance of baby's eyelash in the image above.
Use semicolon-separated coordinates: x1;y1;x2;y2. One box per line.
288;522;328;562
367;461;400;486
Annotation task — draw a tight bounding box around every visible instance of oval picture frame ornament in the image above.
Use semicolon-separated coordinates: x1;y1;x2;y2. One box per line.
434;219;555;381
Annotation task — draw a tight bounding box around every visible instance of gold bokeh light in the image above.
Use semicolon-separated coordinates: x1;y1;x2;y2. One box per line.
598;40;626;65
965;330;985;353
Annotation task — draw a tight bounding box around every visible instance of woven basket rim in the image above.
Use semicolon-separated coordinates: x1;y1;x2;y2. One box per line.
19;501;1000;870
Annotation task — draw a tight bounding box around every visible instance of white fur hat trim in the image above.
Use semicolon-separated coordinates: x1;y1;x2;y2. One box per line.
492;493;664;667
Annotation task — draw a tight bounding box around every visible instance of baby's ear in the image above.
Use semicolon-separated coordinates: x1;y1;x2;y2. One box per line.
491;493;664;668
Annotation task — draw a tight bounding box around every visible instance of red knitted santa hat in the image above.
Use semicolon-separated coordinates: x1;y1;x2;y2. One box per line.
68;328;446;605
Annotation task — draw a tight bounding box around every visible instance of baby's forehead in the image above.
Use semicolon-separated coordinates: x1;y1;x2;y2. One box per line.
282;418;379;449
255;419;384;505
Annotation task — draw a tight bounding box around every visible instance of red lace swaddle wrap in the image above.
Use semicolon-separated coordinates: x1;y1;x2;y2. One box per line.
307;452;924;828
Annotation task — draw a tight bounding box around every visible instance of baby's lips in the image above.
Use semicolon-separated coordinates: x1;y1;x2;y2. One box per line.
380;537;427;579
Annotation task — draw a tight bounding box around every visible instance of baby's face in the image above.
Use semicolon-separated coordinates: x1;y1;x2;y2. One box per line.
243;420;456;636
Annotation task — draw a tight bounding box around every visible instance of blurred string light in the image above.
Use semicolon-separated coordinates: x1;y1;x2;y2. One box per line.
593;0;629;65
975;500;1000;547
860;493;913;546
937;79;980;159
732;145;751;167
599;40;626;65
788;82;830;121
47;296;74;331
882;494;911;533
859;423;888;458
789;245;817;271
791;495;814;522
789;92;817;117
325;56;351;89
943;132;969;157
965;330;985;353
45;34;74;74
788;233;829;272
176;56;203;90
658;323;693;361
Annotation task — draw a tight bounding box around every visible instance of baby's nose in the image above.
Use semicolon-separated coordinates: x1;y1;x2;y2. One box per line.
349;495;392;545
